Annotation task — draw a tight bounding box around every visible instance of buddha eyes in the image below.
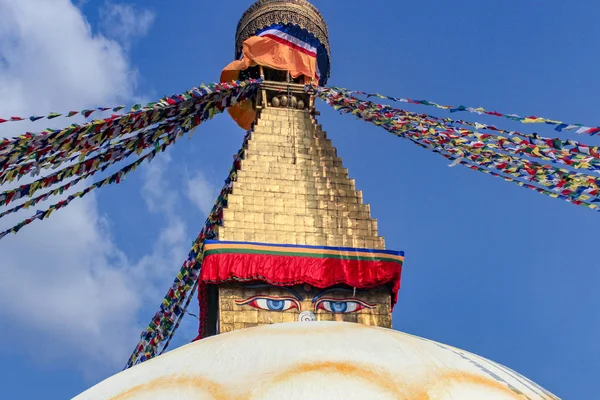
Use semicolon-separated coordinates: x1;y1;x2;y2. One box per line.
236;295;375;313
236;296;299;311
315;298;375;314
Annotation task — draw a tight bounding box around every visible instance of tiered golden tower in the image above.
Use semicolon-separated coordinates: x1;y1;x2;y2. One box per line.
220;109;385;249
201;0;398;337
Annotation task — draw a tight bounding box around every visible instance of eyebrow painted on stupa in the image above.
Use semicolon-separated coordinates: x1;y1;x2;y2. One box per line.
311;287;368;302
245;283;304;300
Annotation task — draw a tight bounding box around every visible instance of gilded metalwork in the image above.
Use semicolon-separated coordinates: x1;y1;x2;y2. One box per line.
218;107;385;249
235;0;331;81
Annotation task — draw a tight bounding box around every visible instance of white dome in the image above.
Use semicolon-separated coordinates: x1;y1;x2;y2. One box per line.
75;322;557;399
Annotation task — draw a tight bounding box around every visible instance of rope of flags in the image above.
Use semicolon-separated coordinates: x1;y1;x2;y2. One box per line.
441;118;600;160
0;114;193;216
0;81;259;184
371;108;600;200
0;84;249;126
395;111;600;174
0;115;188;207
329;88;600;176
124;130;252;368
0;139;170;241
348;102;600;177
0;106;127;125
315;86;600;211
158;277;200;356
0;112;179;186
331;86;600;136
0;80;260;241
403;129;600;210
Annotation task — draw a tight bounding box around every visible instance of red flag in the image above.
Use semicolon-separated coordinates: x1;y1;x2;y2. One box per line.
587;127;600;135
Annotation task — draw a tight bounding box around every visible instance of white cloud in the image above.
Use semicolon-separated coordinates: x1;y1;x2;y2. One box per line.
0;0;135;126
0;0;171;374
137;152;190;290
99;2;155;49
142;152;178;215
187;171;218;215
0;193;140;368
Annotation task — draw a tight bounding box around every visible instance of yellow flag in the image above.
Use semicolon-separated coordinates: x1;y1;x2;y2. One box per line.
523;117;546;124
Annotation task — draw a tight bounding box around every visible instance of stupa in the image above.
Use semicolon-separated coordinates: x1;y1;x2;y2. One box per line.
75;1;559;399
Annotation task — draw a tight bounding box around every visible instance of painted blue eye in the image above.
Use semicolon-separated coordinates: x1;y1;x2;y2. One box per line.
330;301;348;313
236;297;298;311
316;298;374;313
266;299;284;311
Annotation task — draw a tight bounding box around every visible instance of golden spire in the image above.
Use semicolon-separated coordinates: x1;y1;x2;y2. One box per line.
203;0;391;337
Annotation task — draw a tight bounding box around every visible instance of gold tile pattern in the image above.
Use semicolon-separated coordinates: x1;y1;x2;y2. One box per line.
219;107;385;249
216;107;390;333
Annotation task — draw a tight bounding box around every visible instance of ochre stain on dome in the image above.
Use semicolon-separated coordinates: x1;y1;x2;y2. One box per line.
259;360;409;398
426;372;533;399
107;362;530;400
108;375;228;400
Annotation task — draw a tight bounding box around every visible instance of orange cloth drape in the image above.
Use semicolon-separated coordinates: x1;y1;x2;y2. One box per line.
221;35;318;82
221;35;318;130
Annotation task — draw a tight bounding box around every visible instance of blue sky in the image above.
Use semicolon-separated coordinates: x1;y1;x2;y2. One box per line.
0;0;598;398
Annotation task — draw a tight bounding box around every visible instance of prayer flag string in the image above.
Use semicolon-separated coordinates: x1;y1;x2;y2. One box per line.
330;86;600;136
158;277;200;357
327;84;600;172
386;108;600;174
0;82;254;128
0;80;260;185
0;109;183;185
352;100;600;177
0;82;260;240
355;103;600;200
403;127;600;210
0;114;190;208
0;113;194;221
315;86;600;211
124;130;252;368
0;106;127;125
0;139;169;241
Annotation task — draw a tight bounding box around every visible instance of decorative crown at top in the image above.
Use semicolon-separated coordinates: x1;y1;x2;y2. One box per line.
235;0;331;83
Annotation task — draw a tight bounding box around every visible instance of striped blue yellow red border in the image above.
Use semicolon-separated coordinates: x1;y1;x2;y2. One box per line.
204;240;405;264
